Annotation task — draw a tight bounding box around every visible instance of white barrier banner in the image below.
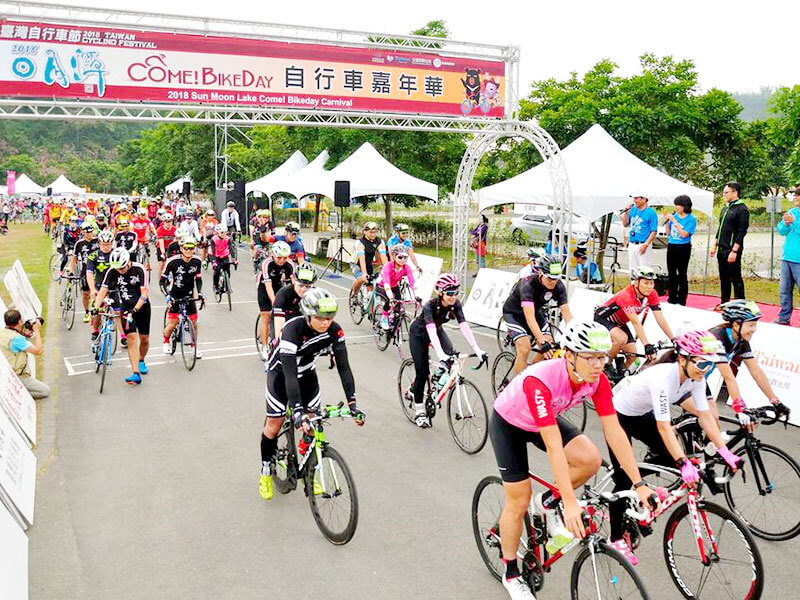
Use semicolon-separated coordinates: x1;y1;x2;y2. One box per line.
0;500;28;600
2;271;37;323
0;293;7;315
12;261;42;316
569;288;800;427
0;409;36;526
0;354;37;446
413;254;444;302
464;268;518;328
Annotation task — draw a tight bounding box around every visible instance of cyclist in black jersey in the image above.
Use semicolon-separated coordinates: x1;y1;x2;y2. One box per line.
85;230;115;341
709;300;786;429
59;216;80;274
272;264;317;340
349;221;388;298
69;222;99;323
502;255;573;375
114;220;138;253
408;273;486;428
259;288;364;500
160;237;204;358
256;241;295;359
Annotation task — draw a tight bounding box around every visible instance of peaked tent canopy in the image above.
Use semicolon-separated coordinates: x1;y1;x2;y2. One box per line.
297;142;438;201
245;151;308;196
272;150;330;199
165;176;192;193
48;174;85;195
478;124;713;219
12;174;45;195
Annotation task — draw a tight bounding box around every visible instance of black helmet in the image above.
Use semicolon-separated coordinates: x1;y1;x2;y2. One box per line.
536;255;563;279
720;299;761;323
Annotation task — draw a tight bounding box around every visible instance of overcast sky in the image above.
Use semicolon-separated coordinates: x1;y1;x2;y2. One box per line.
30;0;800;93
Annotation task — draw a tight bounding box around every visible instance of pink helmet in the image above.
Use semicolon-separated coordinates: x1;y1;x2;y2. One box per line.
435;273;460;292
675;329;722;358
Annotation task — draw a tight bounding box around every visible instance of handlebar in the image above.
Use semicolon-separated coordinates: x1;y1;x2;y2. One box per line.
621;339;674;359
747;403;791;427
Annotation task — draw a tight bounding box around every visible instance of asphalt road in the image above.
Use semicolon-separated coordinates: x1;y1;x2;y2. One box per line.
30;257;800;600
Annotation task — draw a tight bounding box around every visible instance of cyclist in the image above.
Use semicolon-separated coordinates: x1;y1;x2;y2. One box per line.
270;221;306;264
408;274;486;428
517;247;543;280
111;202;130;229
114;218;138;253
69;222;100;323
387;223;421;274
156;212;177;275
502;255;573;375
377;243;417;330
256;240;295;360
59;214;81;276
176;212;200;243
208;223;233;295
160;237;204;359
199;209;219;265
250;209;272;269
86;230;115;341
76;205;88;227
710;300;786;427
131;206;157;266
350;221;388;299
272;264;317;341
593;265;675;374
165;227;184;261
93;248;151;385
608;329;741;565
94;212;109;233
220;200;241;237
259;287;363;501
489;321;657;600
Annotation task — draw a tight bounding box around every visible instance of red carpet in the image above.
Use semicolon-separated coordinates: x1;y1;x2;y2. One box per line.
680;293;800;327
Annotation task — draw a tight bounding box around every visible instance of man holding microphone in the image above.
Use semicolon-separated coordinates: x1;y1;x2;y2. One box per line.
621;191;658;273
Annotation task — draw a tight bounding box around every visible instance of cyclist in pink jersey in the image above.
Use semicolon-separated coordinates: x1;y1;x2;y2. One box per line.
490;321;658;600
377;244;416;330
208;224;233;293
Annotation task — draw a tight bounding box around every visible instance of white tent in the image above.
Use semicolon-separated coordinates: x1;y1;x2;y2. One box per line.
296;142;438;201
478;124;714;218
11;174;45;195
48;174;85;196
165;176;192;194
269;150;330;200
245;151;308;196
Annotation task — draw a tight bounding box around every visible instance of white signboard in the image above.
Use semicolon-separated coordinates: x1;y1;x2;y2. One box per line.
0;410;36;527
463;268;518;328
2;272;37;323
0;500;28;600
12;261;42;317
0;293;7;315
0;354;37;447
569;288;800;426
413;253;443;302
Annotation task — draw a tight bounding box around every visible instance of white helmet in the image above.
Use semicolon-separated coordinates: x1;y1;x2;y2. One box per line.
109;247;130;270
272;241;291;258
213;223;225;235
560;321;612;353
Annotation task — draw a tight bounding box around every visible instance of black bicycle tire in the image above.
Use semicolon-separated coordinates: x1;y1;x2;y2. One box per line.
65;282;76;330
561;401;587;433
724;442;800;541
348;289;365;325
225;271;232;311
254;314;263;357
447;379;489;454
49;253;61;281
397;359;417;423
491;351;516;396
570;539;651;600
471;474;514;582
663;499;764;600
306;445;359;545
273;423;297;494
372;303;390;351
99;337;110;394
496;315;507;352
180;318;198;371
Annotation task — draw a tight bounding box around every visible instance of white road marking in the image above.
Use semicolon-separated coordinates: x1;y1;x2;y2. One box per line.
63;357;76;376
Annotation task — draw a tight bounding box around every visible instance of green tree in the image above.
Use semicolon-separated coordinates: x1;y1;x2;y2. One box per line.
0;153;43;185
767;85;800;185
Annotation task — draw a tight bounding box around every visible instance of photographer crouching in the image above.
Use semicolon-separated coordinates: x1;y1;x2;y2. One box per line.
1;309;50;399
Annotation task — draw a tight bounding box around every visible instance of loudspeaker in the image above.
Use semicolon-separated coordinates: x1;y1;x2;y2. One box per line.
334;180;350;208
46;187;52;196
233;179;245;201
182;181;191;197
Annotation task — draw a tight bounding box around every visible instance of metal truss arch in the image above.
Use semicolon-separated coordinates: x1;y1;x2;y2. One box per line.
452;120;573;294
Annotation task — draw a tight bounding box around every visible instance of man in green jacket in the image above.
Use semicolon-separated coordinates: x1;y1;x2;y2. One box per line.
776;185;800;325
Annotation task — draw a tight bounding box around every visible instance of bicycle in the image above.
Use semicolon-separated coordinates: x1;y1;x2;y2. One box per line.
135;241;151;282
588;457;765;600
495;300;563;353
164;296;205;371
673;403;800;541
472;469;652;599
60;274;80;330
92;299;118;394
397;353;490;454
273;402;361;545
252;246;267;275
212;260;233;311
371;296;419;356
348;273;380;326
48;250;64;281
228;230;239;266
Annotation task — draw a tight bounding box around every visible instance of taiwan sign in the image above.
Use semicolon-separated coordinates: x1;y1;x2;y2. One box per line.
0;19;506;118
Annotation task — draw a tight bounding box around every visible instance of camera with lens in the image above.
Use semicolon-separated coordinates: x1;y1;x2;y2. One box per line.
23;316;44;331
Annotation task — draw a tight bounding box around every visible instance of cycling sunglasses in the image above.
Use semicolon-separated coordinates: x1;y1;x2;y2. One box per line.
395;254;409;260
442;289;459;297
690;358;716;373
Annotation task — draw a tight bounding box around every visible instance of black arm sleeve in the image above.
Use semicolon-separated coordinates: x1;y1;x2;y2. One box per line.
279;347;303;411
332;337;357;401
195;276;203;294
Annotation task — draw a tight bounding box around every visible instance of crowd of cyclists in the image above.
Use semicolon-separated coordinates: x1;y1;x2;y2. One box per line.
37;196;793;599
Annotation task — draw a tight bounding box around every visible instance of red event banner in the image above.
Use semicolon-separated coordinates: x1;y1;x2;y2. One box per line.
0;19;506;118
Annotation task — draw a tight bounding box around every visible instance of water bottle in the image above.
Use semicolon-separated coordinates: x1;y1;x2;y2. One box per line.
297;432;313;456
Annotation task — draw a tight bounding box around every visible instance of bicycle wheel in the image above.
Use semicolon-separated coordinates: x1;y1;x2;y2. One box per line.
491;351;516;396
179;318;198;371
214;274;222;303
447;379;488;454
306;445;358;545
254;314;264;357
663;499;764;600
397;359;417;423
99;336;111;394
348;288;364;325
496;316;508;352
371;303;390;351
63;283;76;330
49;253;62;281
472;474;524;582
560;402;587;433
224;271;232;311
570;539;651;600
274;424;297;494
724;443;800;541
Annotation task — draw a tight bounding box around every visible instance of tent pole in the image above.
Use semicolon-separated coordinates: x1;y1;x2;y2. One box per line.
702;215;712;296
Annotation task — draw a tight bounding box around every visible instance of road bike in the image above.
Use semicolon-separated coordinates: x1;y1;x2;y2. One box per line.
49;250;64;281
164;296;204;371
397;353;489;454
472;469;652;599
135;241;151;282
348;273;380;326
588;457;764;600
371;297;419;356
59;274;80;330
495;300;563;352
673;402;800;541
92;299;118;394
212;259;233;311
273;402;361;545
228;230;239;266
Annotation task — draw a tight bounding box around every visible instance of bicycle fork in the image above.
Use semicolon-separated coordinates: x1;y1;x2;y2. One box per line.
687;492;718;565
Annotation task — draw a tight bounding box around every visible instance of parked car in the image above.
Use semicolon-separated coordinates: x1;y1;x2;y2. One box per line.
509;213;666;247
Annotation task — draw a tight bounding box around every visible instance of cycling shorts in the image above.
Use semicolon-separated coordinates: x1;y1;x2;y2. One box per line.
121;303;151;336
167;297;198;320
502;311;547;343
265;369;320;418
489;410;583;483
257;283;273;312
593;310;635;344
